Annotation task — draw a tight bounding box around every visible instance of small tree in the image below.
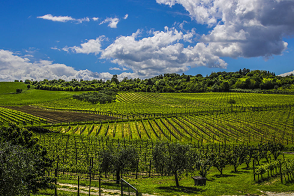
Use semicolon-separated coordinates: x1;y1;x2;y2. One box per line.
211;153;227;175
16;89;22;93
153;142;191;187
99;145;138;184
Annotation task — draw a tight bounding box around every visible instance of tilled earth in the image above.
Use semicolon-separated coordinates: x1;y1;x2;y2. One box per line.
4;105;117;124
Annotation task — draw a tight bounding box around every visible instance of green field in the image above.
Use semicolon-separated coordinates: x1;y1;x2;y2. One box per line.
2;82;294;195
0;82;28;94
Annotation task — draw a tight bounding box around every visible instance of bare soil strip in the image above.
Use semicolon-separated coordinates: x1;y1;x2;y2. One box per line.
3;106;116;124
57;183;156;196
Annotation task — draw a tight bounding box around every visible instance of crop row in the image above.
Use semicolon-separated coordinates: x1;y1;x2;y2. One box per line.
0;106;47;125
35;92;294;118
46;108;294;144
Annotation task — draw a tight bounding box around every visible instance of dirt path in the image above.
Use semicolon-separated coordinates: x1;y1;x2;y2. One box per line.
57;183;157;196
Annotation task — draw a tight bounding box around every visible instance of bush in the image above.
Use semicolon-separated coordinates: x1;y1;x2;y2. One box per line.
73;90;117;104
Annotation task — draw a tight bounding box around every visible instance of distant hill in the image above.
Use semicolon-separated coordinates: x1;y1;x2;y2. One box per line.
0;82;27;94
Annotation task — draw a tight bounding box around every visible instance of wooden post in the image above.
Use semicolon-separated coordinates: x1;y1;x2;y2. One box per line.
55;168;57;196
78;176;80;196
253;159;255;181
280;160;283;184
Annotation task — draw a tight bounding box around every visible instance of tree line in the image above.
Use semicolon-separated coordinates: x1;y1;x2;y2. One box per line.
21;68;294;93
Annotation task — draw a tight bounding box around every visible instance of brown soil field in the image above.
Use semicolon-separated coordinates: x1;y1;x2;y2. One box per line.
4;106;117;124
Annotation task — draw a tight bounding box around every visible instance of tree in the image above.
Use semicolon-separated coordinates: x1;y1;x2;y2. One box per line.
16;89;22;93
211;153;227;175
99;145;138;184
153;142;191;187
0;124;54;194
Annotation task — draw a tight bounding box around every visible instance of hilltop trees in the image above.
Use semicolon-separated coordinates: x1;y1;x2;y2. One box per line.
32;68;294;93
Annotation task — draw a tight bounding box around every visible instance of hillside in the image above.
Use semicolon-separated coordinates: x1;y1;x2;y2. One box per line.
0;82;28;94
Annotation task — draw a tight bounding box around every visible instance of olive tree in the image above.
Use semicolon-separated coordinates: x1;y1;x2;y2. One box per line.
153;142;192;187
99;145;139;184
0;124;54;195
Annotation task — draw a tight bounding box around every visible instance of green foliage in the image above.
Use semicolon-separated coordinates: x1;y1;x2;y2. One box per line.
0;124;54;194
228;99;236;104
152;142;192;187
16;88;22;93
99;145;139;183
73;91;117;104
32;68;294;93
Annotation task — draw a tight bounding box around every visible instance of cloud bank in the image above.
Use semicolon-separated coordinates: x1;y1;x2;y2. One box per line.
156;0;294;59
0;49;136;81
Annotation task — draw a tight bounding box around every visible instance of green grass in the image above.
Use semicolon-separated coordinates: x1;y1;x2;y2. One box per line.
0;89;85;105
0;82;28;94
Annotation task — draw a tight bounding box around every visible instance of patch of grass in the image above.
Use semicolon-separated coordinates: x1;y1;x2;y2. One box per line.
0;82;28;94
0;89;85;105
53;157;294;196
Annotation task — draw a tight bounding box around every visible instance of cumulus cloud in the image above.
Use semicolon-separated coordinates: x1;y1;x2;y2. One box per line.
92;17;99;21
37;14;90;23
63;36;105;55
0;49;134;81
156;0;294;59
99;17;120;28
100;27;226;78
124;14;128;19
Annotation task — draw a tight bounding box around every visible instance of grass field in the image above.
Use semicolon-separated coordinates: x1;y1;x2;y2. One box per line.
0;82;28;94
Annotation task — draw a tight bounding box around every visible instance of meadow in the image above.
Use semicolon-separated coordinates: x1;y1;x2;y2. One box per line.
1;82;294;195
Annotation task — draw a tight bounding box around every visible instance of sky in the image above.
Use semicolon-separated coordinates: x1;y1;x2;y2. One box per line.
0;0;294;81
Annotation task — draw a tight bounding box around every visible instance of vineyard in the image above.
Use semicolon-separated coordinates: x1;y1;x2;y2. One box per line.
1;90;294;195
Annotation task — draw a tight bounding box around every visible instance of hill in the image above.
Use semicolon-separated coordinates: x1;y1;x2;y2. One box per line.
0;82;28;94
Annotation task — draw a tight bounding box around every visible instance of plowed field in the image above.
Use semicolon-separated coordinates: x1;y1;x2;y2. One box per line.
3;106;116;124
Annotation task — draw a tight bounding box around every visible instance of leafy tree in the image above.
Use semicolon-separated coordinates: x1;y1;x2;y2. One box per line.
99;145;138;184
0;124;54;194
211;153;227;175
153;142;191;187
16;88;22;93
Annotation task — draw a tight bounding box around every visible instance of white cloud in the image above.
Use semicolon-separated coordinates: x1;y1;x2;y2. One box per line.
37;14;74;22
37;14;90;23
92;17;99;21
0;49;137;81
124;14;128;19
157;0;294;59
63;36;105;55
99;17;120;28
109;67;121;71
279;70;294;77
76;17;90;23
100;27;226;78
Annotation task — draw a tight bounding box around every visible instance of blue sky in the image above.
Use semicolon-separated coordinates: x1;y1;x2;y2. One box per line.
0;0;294;81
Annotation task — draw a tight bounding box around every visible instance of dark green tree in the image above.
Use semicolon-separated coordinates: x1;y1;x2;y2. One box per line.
153;142;191;187
0;124;54;194
99;145;138;184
